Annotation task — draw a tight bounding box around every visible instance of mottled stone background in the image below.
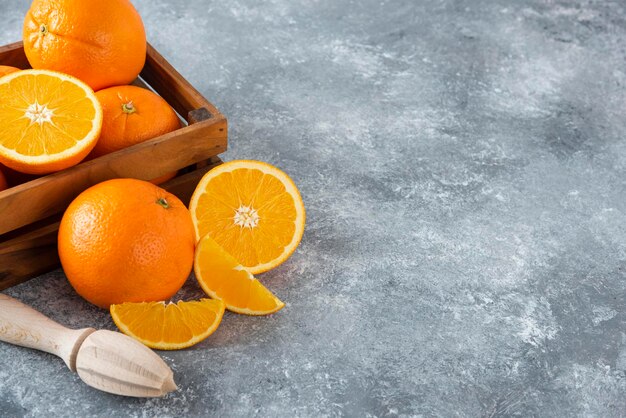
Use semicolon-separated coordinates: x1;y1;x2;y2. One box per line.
1;0;626;416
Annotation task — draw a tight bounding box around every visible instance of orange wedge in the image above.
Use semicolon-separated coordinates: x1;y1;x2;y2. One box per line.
189;160;306;274
0;69;102;174
194;235;285;315
110;299;225;350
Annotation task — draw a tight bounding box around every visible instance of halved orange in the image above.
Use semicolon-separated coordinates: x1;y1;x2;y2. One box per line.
0;69;102;174
194;235;285;315
189;160;306;274
110;299;225;350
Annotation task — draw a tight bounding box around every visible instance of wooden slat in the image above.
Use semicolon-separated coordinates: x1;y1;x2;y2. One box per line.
0;41;30;69
0;222;59;290
0;158;222;291
141;43;222;120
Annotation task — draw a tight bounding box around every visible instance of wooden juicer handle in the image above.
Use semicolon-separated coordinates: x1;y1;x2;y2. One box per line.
0;293;96;371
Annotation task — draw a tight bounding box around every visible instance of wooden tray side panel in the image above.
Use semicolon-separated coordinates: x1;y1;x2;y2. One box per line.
142;43;223;120
0;158;222;291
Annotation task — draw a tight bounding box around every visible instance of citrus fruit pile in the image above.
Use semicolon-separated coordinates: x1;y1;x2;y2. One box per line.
64;161;305;350
0;0;180;184
1;0;307;351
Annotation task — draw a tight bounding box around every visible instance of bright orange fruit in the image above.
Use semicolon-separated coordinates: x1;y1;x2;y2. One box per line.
23;0;146;91
90;85;181;158
58;179;196;309
110;299;225;350
189;160;306;274
0;69;102;174
90;85;181;184
194;235;285;315
0;65;20;77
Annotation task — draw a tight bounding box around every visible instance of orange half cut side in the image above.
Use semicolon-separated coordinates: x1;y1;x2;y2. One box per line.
189;160;306;274
0;69;102;174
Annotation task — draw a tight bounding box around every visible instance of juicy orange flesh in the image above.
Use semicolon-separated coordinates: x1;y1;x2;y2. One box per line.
112;299;223;345
0;73;96;156
195;168;297;267
196;236;283;313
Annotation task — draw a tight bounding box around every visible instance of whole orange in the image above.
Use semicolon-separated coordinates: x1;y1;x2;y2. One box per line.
0;66;20;77
58;179;195;309
90;86;181;186
91;86;180;157
23;0;146;91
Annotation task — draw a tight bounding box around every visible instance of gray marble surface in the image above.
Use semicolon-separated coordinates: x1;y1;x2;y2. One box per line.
2;0;626;416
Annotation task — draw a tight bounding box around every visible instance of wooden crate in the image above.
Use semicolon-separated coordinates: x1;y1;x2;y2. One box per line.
0;41;228;290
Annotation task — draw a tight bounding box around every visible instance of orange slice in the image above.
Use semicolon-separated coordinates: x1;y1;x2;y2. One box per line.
110;299;225;350
189;160;306;274
194;235;285;315
0;69;102;174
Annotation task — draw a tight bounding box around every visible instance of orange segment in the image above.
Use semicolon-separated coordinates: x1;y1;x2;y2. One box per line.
110;299;225;350
0;69;102;174
194;235;285;315
189;160;306;274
